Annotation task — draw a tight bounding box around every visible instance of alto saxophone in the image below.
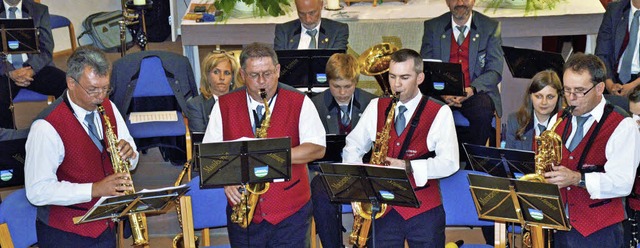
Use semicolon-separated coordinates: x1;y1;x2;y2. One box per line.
519;106;574;248
349;94;398;248
97;105;149;246
230;89;271;228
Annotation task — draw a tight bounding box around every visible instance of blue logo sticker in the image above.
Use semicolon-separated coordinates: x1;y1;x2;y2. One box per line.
316;73;327;83
0;169;13;181
514;172;524;180
528;208;544;221
8;40;19;50
433;82;445;90
380;190;394;200
254;166;268;178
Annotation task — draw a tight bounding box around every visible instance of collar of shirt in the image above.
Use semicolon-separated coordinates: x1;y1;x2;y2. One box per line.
396;92;422;120
451;12;472;39
567;97;606;144
533;113;550;136
3;1;23;18
300;20;321;36
246;90;277;120
337;95;354;118
66;91;102;136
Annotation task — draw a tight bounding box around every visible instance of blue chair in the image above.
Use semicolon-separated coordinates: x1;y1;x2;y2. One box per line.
0;189;38;248
50;14;77;52
13;89;53;104
179;176;229;248
453;110;501;148
440;170;494;248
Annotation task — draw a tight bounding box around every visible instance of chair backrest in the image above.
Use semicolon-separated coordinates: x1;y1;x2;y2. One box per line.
186;176;227;229
0;189;37;248
440;170;494;227
133;56;174;98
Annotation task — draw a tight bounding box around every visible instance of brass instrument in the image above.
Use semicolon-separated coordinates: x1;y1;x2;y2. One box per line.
358;43;399;96
97;105;149;246
349;94;398;247
519;106;574;248
230;89;271;228
172;160;198;248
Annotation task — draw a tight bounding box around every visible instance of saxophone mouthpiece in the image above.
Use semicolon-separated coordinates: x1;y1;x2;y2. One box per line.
259;89;267;100
563;105;576;118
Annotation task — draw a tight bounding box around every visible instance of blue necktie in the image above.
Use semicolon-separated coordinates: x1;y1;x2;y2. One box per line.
395;105;407;136
537;124;547;134
619;10;640;84
8;7;23;69
253;105;264;134
306;29;318;49
456;25;467;46
568;115;590;152
339;105;350;126
85;112;103;152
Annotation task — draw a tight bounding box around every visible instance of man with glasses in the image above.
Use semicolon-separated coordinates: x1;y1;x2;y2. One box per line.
24;46;139;247
543;53;640;247
203;42;326;247
274;0;348;50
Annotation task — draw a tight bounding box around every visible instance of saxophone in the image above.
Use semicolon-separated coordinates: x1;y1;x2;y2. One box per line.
519;106;574;248
230;89;271;228
97;105;149;246
349;94;398;248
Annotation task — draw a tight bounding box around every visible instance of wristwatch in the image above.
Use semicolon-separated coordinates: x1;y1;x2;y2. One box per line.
578;173;586;188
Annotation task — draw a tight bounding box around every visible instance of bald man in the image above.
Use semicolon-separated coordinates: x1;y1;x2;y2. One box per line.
274;0;348;50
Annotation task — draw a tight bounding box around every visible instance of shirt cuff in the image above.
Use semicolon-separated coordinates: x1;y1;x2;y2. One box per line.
411;162;428;187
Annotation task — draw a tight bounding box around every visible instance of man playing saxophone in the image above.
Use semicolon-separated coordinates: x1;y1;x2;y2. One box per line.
202;42;326;247
544;53;640;248
24;46;139;247
342;49;459;247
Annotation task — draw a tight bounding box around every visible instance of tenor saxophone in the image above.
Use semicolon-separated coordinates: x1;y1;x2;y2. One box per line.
229;89;271;228
97;105;149;246
349;94;398;248
519;106;574;248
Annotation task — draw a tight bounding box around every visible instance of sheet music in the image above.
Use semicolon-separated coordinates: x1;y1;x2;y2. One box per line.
128;111;178;123
330;162;405;170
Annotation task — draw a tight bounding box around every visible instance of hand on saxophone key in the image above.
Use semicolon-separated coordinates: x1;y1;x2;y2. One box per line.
544;165;581;188
107;139;137;161
224;185;244;205
91;172;134;197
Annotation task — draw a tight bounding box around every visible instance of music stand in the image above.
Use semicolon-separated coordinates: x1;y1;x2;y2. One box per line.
318;162;419;248
467;173;570;231
463;143;535;179
276;49;346;94
0;138;26;190
197;137;292;188
502;46;565;79
0;18;39;129
420;60;466;97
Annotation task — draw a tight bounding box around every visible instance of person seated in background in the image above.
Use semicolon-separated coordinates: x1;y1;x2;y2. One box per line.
186;50;239;133
0;0;66;129
505;70;564;150
274;0;348;50
595;0;640;96
309;53;376;248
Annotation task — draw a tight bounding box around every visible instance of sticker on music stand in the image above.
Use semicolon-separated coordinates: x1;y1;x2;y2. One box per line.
0;169;13;181
8;40;19;50
316;73;327;83
433;82;445;90
380;190;395;200
254;166;268;178
528;208;544;221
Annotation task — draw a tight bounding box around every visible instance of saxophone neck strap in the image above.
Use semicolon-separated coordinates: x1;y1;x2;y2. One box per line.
398;95;429;159
577;103;614;172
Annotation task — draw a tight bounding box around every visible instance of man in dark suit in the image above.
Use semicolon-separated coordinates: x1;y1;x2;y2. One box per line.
420;0;503;147
274;0;348;50
0;0;66;129
595;0;640;97
310;53;375;248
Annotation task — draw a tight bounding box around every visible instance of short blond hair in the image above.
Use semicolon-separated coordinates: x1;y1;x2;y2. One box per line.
325;53;360;83
199;51;240;99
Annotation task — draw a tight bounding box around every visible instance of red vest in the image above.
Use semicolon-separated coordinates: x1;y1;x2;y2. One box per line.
40;98;117;238
218;88;309;225
376;96;444;220
449;34;471;88
554;108;626;237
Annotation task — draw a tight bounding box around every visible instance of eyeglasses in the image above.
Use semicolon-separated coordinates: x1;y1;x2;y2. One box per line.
563;84;597;98
74;78;112;97
244;69;276;81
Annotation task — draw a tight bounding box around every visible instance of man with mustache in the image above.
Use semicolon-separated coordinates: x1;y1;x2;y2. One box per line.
420;0;503;152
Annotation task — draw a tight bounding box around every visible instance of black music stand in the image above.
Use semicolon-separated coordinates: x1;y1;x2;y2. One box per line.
502;46;565;79
467;173;570;231
463;143;535;179
0;138;26;191
420;60;466;97
318;162;419;248
0;18;39;129
197;137;292;188
276;49;346;94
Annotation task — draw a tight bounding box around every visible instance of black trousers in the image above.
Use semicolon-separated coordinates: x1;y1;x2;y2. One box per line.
36;220;117;248
0;66;66;128
453;92;495;146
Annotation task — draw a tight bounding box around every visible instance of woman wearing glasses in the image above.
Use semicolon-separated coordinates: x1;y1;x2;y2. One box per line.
186;51;239;132
505;70;565;151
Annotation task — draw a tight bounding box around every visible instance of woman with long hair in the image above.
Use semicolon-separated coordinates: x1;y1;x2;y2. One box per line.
505;70;564;150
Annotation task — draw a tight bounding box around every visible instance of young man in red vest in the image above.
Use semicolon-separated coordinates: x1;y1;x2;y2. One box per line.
342;49;459;247
544;53;640;247
24;46;139;247
202;42;326;247
420;0;503;147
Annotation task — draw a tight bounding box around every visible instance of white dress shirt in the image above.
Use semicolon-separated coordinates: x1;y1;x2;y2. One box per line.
566;97;640;199
25;93;139;206
297;20;322;50
203;90;326;148
342;93;460;187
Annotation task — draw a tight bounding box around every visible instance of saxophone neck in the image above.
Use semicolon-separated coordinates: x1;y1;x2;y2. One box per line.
548;106;575;132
